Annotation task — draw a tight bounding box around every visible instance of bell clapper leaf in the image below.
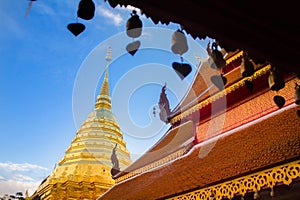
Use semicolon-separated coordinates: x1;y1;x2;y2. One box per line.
25;0;37;18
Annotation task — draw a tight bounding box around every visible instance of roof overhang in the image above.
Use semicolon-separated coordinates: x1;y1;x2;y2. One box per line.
98;104;300;199
113;120;195;179
105;0;300;75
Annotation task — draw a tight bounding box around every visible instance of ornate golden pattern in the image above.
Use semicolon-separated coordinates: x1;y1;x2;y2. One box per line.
115;144;193;183
169;160;300;200
225;50;243;65
170;65;271;124
195;77;297;142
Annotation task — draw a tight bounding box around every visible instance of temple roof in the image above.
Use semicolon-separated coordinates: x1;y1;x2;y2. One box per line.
170;52;263;119
170;55;243;115
114;121;195;179
105;0;300;75
98;104;300;200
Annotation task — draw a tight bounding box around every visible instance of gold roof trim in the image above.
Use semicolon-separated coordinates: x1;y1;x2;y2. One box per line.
115;144;192;184
225;50;243;65
170;64;271;124
169;159;300;200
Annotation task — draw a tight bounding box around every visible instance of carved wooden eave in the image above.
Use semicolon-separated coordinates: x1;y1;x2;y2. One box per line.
104;0;300;75
170;64;271;124
98;103;300;200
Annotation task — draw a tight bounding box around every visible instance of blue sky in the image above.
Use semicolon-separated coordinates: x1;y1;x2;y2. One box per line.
0;0;209;196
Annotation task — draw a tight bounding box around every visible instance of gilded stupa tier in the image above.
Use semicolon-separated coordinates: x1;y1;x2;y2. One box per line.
30;47;131;200
58;68;131;169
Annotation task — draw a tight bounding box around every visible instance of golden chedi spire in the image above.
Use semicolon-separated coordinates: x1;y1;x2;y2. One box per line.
100;68;110;96
95;46;112;110
29;47;131;200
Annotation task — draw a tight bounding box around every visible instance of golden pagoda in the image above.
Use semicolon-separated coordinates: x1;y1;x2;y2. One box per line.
29;47;131;200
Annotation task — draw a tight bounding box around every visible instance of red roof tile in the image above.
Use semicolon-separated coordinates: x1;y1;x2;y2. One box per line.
98;105;300;200
115;121;195;178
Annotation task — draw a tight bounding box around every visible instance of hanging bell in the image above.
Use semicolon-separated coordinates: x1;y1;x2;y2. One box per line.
268;67;285;91
126;40;141;56
126;10;143;38
295;83;300;105
241;52;255;77
172;62;192;80
67;22;86;36
273;95;285;109
210;42;226;69
210;74;227;91
245;80;254;92
77;0;95;20
171;29;188;56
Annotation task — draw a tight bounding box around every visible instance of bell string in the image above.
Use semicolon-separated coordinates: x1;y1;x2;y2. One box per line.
294;80;298;86
180;56;183;63
25;1;34;18
270;187;275;197
219;67;223;75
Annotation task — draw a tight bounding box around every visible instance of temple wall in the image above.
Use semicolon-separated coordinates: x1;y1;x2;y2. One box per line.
195;77;297;143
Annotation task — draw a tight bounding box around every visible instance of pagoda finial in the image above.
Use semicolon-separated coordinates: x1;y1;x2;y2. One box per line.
103;46;111;83
95;47;112;110
106;46;112;63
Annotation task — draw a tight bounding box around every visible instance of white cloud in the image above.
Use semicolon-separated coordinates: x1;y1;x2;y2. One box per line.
0;162;48;172
96;5;124;26
13;174;34;182
0;175;5;181
0;179;40;197
0;162;49;197
116;5;141;13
